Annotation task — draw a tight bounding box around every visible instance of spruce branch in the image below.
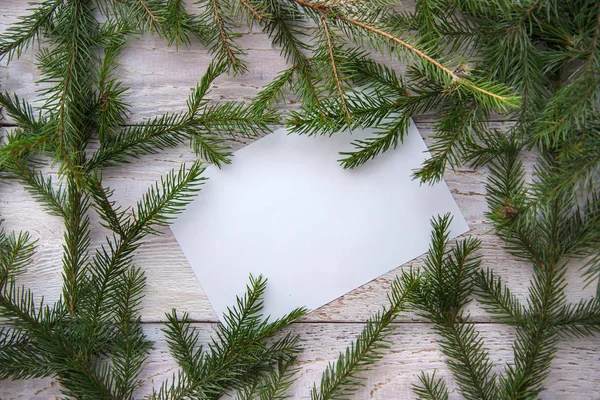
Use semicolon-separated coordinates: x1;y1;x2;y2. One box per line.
413;215;497;400
0;327;51;380
338;113;410;169
236;356;300;400
0;93;46;135
473;268;526;326
155;275;307;400
0;230;36;288
1;161;67;218
110;266;152;399
413;371;449;400
311;270;419;400
61;176;91;315
320;15;351;121
0;0;62;63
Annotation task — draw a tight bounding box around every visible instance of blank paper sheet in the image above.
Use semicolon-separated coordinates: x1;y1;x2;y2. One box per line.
171;121;469;320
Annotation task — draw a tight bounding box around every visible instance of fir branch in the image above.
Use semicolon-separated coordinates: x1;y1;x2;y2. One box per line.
0;328;51;380
155;275;307;400
0;230;36;288
249;65;297;114
163;0;202;47
0;93;45;135
473;268;526;326
96;26;131;144
0;0;62;63
334;14;518;111
111;266;152;399
1;161;67;219
87;112;192;170
413;371;449;400
131;161;206;234
198;0;248;74
311;270;419;400
88;62;272;170
85;173;128;237
551;298;600;339
413;101;481;184
498;202;569;399
82;162;205;351
61;176;91;315
237;0;264;22
37;0;97;180
338;113;410;169
413;215;497;400
236;356;299;400
320;15;351;121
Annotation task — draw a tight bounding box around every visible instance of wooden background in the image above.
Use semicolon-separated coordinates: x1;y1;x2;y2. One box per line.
1;1;599;399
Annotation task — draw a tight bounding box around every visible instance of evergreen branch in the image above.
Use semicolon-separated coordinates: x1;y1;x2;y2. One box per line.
213;0;239;66
38;0;97;180
0;0;62;63
533;74;599;149
551;298;600;339
311;270;419;400
0;132;58;161
136;0;160;22
96;26;130;143
163;310;203;377
0;285;115;398
243;0;265;21
2;161;67;218
335;15;518;110
413;371;449;400
164;0;202;47
473;268;526;326
61;176;91;315
236;356;299;400
532;127;600;204
249;65;297;114
85;173;128;237
131;161;206;234
0;93;45;134
198;0;247;74
338;113;410;169
351;58;407;96
413;215;497;400
413;101;480;184
187;61;228;117
82;162;205;350
88;62;268;170
500;228;567;398
267;15;310;68
189;131;232;167
87;112;191;170
0;230;36;288
111;266;152;399
320;15;351;121
156;275;306;400
0;328;51;380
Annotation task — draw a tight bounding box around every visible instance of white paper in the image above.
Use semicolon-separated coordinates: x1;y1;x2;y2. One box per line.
171;121;469;320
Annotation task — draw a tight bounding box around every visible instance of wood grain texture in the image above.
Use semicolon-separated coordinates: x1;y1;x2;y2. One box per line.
0;1;598;398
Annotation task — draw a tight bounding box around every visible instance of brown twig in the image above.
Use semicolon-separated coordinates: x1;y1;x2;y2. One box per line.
138;0;158;22
213;0;238;65
320;15;351;120
238;0;263;21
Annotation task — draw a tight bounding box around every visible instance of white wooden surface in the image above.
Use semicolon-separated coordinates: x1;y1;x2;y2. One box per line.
1;2;599;399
